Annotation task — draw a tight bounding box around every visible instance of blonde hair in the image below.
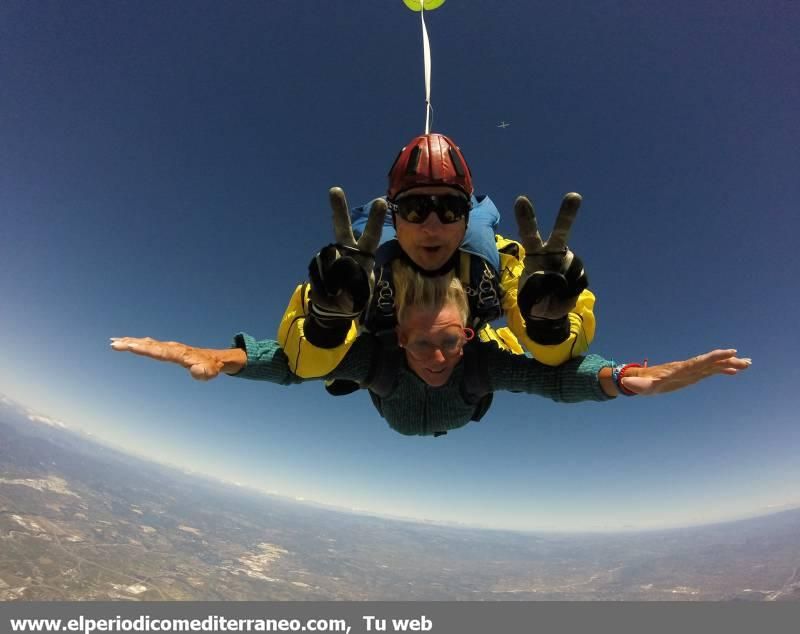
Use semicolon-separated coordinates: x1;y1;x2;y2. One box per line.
392;260;469;327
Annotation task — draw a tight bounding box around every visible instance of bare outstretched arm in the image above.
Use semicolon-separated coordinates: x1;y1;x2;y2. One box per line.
597;349;752;397
110;337;246;381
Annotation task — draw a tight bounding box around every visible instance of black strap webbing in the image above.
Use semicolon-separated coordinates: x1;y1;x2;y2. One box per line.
460;340;494;421
364;331;403;398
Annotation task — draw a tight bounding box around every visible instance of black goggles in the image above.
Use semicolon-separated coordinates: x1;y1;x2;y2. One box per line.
390;195;471;224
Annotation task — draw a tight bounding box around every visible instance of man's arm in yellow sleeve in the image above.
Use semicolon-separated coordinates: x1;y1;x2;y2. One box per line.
506;289;596;365
496;235;596;366
277;284;359;379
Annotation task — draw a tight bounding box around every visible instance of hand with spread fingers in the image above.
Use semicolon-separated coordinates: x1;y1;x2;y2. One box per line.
306;188;386;344
514;193;589;344
110;337;246;380
616;349;752;396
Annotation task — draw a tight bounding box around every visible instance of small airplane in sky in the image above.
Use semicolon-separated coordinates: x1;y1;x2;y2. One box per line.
497;121;511;129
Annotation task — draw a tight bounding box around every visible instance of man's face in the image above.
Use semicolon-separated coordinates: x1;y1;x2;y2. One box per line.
398;303;467;387
394;187;468;271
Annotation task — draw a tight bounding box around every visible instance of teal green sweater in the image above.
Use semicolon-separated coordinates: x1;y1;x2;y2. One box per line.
231;333;614;436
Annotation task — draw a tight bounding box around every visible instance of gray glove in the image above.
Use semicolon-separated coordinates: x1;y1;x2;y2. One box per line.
515;193;589;344
306;188;385;347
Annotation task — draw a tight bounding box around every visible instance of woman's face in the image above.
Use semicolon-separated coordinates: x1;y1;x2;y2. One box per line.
397;303;468;387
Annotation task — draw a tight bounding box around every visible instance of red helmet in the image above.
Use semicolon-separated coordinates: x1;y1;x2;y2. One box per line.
386;133;474;201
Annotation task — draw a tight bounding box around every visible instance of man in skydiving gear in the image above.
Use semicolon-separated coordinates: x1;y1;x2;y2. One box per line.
280;132;596;390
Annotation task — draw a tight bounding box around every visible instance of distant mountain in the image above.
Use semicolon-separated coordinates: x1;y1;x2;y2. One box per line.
1;397;799;601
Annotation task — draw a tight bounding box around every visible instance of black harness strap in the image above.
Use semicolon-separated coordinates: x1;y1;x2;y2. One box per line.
364;331;404;398
460;339;494;422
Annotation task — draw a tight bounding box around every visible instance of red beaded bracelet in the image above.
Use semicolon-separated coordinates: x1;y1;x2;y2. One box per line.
614;363;642;396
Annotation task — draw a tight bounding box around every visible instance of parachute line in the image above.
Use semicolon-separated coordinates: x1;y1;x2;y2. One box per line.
421;4;433;134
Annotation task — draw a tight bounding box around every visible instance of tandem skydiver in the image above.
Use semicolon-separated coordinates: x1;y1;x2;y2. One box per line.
281;132;596;399
110;131;752;435
110;264;751;436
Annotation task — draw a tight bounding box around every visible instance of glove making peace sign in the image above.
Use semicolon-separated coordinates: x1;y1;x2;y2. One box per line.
514;193;589;342
307;187;386;327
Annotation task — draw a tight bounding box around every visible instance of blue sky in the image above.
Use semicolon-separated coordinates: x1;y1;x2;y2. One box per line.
1;0;798;532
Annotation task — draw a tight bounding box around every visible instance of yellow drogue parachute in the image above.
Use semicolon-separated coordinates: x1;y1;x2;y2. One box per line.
403;0;446;10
